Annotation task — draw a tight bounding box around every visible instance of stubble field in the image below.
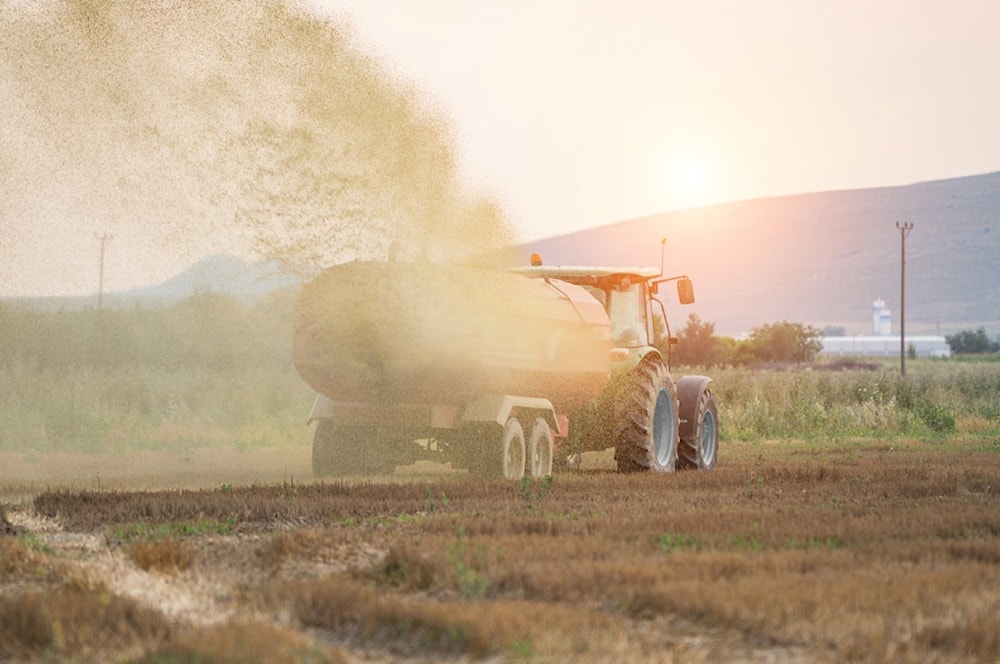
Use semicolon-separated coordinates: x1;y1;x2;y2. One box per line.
2;439;998;664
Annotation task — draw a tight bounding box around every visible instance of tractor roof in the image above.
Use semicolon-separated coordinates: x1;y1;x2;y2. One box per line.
509;265;662;283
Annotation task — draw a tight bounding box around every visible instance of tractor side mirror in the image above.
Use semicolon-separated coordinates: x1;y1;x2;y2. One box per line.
677;278;695;305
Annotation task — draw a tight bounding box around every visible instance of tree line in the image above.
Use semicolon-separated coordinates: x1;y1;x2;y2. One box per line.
945;328;1000;355
667;315;824;367
668;314;1000;367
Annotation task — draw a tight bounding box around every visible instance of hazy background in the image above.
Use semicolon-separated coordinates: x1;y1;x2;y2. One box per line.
314;0;1000;236
0;0;512;298
2;0;999;299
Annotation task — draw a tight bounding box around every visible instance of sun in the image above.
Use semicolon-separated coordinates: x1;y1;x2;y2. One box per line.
643;132;727;214
666;152;713;208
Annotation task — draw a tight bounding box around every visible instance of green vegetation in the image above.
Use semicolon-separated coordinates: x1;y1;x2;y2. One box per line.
702;361;1000;441
109;517;238;545
946;327;1000;354
519;474;554;509
658;532;699;554
667;314;1000;442
673;315;824;366
2;297;1000;456
0;292;313;453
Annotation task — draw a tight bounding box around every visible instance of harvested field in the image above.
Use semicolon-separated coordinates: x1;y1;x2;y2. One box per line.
2;439;999;663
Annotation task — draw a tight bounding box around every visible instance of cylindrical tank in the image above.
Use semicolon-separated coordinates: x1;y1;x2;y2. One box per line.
293;261;612;414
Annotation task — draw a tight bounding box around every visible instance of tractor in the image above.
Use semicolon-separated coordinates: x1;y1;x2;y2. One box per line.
294;254;718;478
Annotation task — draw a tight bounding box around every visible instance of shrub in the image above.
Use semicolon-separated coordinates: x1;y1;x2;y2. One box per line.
916;402;956;434
131;538;193;573
946;327;1000;354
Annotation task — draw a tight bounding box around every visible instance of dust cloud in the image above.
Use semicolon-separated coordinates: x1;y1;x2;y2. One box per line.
0;0;515;294
1;0;555;488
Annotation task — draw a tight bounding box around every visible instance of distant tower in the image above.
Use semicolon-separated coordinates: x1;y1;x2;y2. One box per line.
872;298;891;336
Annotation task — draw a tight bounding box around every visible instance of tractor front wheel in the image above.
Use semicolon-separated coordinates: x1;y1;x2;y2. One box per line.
677;389;719;470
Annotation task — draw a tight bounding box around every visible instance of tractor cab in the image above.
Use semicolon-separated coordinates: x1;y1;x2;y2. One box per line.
510;255;695;355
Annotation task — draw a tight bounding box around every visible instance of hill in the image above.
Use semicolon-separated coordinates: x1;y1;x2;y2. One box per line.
113;254;299;302
10;172;998;338
5;255;300;311
519;171;1000;337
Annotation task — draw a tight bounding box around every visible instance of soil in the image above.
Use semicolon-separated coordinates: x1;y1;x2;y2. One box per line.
2;443;996;663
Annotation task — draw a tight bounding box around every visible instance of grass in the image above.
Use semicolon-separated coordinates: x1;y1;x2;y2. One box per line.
3;358;999;459
7;439;998;662
697;359;1000;442
0;583;170;661
0;536;67;583
3;298;1000;660
3;293;1000;458
136;621;346;664
0;363;314;453
110;517;238;544
130;538;194;573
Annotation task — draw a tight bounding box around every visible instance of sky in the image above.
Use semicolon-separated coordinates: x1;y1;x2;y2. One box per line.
2;0;999;297
312;0;1000;239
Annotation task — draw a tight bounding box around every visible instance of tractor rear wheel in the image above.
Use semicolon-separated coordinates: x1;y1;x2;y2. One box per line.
526;417;554;478
613;358;679;473
677;389;719;470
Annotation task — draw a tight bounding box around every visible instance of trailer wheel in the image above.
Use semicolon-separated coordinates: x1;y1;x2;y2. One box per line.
527;417;554;478
312;421;395;477
312;421;352;476
463;418;526;479
499;418;527;480
614;358;679;473
677;389;719;470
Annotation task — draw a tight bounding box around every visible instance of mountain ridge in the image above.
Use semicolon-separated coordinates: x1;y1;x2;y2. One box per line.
518;170;1000;337
8;171;998;337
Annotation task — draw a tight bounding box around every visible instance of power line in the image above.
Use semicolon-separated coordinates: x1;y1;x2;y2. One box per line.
96;233;113;310
896;222;913;376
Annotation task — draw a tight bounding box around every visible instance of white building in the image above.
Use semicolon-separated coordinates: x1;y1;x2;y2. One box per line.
820;336;951;358
872;298;891;336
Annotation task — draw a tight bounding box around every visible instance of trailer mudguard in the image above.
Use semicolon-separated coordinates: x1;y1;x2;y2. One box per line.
461;394;562;436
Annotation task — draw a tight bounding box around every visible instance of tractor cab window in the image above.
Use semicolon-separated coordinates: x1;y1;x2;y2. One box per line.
607;283;648;347
581;285;606;307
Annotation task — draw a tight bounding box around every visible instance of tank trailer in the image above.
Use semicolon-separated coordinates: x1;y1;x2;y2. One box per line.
292;254;718;478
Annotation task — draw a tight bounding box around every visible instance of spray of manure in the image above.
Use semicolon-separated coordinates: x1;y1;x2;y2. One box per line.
0;0;532;484
0;0;515;288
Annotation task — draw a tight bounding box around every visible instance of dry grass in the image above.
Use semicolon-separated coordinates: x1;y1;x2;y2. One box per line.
0;583;170;661
268;576;618;658
33;478;495;531
0;536;69;585
4;440;999;662
131;538;194;573
138;621;348;664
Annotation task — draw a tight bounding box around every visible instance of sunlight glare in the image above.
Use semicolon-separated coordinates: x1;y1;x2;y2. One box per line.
644;130;726;213
666;151;713;208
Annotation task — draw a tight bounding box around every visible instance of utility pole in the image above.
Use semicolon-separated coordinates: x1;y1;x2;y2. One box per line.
96;233;112;310
660;237;667;275
896;222;913;376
